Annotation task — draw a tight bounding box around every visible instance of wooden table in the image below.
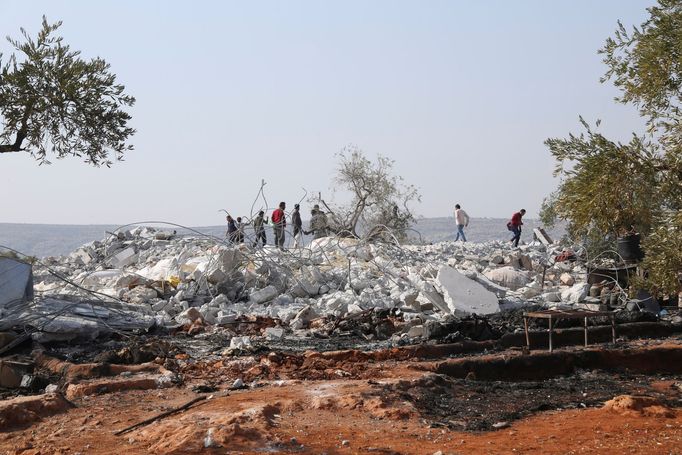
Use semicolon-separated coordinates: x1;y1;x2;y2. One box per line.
523;309;616;352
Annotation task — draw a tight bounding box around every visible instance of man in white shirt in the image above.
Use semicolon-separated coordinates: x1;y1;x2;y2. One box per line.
454;204;470;242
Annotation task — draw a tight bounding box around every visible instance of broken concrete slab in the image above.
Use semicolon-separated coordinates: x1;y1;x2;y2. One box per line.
436;265;500;315
418;282;451;314
467;271;507;298
533;227;554;245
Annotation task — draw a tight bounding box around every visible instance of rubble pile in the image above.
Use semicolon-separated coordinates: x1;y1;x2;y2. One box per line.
1;226;667;344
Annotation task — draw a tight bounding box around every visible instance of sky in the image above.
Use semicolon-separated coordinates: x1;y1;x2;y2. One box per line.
0;0;653;226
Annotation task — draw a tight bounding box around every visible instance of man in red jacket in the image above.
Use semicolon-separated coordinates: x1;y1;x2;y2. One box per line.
508;209;526;247
272;202;286;249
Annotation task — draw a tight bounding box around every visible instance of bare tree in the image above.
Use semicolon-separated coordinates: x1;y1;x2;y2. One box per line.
316;145;420;241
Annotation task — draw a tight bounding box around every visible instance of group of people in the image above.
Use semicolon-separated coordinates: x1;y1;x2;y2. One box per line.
226;202;330;249
453;204;526;247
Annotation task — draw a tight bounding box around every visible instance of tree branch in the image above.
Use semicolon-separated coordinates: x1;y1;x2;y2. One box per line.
0;130;27;153
0;100;33;153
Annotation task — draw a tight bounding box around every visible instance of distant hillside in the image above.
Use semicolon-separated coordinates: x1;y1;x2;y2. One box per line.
0;218;565;258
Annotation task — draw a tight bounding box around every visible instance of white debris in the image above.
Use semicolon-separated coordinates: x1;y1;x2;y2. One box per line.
250;285;279;304
436;265;500;315
265;327;285;340
561;282;590;304
484;266;530;291
19;225;594;340
560;272;576;286
107;247;138;268
229;336;253;350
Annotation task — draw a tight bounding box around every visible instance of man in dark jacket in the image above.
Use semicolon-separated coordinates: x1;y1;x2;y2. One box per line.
291;204;303;248
226;215;237;244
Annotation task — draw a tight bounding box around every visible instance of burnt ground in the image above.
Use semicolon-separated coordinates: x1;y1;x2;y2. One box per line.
378;370;682;431
2;314;682;454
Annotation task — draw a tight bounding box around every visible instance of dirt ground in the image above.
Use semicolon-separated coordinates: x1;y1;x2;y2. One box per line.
1;338;682;454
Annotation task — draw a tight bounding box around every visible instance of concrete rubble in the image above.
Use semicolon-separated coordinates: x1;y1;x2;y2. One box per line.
0;226;659;344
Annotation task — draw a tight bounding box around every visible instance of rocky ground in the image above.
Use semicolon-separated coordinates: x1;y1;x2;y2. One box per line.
1;228;681;453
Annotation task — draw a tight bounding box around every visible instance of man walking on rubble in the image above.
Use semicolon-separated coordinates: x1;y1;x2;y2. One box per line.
507;209;526;248
291;204;303;248
453;204;469;242
305;204;329;240
252;211;267;247
272;202;286;249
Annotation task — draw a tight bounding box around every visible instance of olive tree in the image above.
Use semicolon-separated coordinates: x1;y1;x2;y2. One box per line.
0;17;135;166
317;146;420;241
543;118;662;239
543;0;682;294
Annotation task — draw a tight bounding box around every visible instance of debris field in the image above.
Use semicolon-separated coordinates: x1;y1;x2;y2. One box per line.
0;226;681;454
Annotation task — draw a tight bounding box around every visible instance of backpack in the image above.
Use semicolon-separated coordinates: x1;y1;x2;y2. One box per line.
506;221;513;231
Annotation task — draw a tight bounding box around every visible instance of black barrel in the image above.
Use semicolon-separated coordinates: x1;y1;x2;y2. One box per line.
617;233;644;262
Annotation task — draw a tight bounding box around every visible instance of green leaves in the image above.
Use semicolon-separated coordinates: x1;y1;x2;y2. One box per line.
545;122;661;239
640;210;682;294
600;0;682;140
0;16;135;166
545;0;682;293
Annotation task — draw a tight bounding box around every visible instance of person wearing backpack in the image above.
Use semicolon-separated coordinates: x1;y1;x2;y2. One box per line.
507;209;526;247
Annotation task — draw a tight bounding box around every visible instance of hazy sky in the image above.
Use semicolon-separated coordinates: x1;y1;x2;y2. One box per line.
0;0;652;226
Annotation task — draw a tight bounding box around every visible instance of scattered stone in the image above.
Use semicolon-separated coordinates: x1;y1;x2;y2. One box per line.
484;267;530;291
560;272;575;286
250;286;279;304
175;308;203;325
44;384;59;393
265;327;285;340
107;247;138;268
229;336;253;351
561;283;590;304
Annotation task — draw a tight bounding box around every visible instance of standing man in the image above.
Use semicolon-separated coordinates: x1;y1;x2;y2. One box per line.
236;217;245;243
453;204;470;242
508;209;526;247
272;202;286;249
226;215;237;244
306;205;329;240
252;211;267;247
291;204;303;248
